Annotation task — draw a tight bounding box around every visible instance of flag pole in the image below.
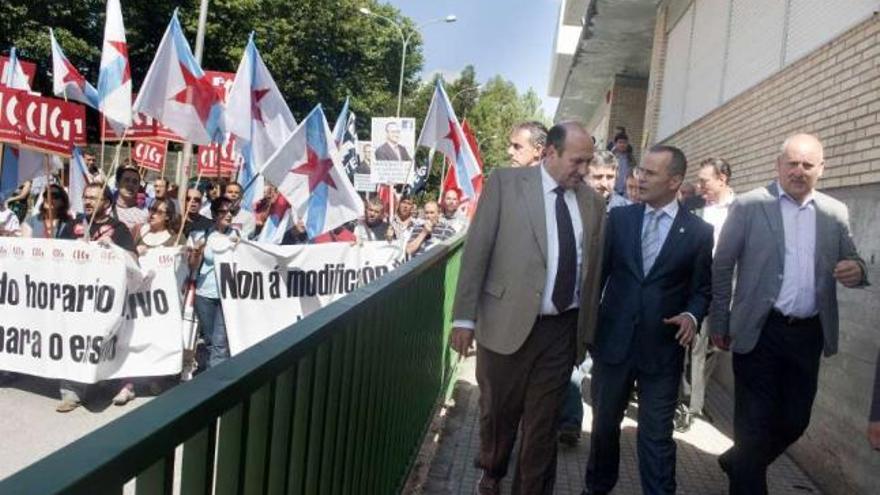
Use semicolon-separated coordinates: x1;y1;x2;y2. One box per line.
44;154;55;234
86;127;131;236
175;164;204;246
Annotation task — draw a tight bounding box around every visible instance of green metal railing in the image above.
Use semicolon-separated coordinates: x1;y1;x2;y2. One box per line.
0;238;464;495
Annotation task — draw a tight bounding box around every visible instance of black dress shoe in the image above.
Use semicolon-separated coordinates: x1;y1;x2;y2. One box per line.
717;451;732;476
476;473;501;495
559;425;581;447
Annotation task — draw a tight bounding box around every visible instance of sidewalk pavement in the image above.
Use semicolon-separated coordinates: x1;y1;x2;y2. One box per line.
420;356;821;495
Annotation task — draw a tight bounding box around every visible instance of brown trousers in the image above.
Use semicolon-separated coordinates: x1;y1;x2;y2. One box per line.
476;309;577;495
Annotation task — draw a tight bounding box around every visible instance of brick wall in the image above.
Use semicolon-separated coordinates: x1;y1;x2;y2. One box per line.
655;13;880;191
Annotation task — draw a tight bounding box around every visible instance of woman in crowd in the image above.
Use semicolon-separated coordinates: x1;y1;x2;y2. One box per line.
188;197;239;370
135;198;180;255
21;184;77;239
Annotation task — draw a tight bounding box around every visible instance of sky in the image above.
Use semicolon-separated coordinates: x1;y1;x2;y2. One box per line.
385;0;561;118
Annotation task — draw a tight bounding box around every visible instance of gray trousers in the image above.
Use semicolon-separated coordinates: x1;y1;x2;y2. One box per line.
684;322;718;414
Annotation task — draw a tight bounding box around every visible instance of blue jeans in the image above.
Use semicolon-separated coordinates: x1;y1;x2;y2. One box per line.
194;296;229;368
559;357;591;429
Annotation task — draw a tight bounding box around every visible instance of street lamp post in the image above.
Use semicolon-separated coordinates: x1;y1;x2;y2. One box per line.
451;84;482;119
359;7;456;117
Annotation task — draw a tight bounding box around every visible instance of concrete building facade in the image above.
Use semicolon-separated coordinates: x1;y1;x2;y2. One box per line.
550;1;880;493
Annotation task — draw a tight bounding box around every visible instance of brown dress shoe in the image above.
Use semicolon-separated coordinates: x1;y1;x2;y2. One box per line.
55;399;80;413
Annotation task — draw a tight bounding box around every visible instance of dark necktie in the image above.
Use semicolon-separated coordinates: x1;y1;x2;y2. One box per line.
552;187;576;313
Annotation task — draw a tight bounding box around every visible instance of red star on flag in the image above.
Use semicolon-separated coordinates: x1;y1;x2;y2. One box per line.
108;40;131;84
61;58;86;91
172;63;220;125
251;88;270;123
444;119;462;156
291;147;337;192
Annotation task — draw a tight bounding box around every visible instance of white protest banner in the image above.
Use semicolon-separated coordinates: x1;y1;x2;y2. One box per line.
354;173;377;192
370;160;412;184
98;247;187;380
0;239;186;383
212;239;405;355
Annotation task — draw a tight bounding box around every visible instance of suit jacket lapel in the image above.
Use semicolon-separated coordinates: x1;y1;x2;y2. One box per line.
813;193;833;274
762;182;786;266
520;168;548;261
634;204;646;279
574;185;593;285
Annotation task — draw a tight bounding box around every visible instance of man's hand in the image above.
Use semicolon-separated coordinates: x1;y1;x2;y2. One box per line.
449;327;475;358
663;314;696;347
711;334;731;351
834;259;863;288
869;421;880;450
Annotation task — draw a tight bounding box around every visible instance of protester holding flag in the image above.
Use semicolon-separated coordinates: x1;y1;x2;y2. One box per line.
21;184;76;239
135;198;180;255
113;165;148;236
56;183;137;412
181;187;213;238
354;198;393;242
188;197;240;369
224;182;256;239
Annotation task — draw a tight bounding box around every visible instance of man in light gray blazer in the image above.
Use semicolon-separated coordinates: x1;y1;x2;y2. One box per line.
450;122;606;495
711;134;869;495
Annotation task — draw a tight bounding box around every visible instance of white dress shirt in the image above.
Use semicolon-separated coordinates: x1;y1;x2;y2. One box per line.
774;187;817;318
702;191;735;254
642;199;679;249
453;165;584;330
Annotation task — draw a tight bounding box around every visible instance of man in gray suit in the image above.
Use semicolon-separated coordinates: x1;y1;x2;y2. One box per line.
450;122;606;495
711;133;869;494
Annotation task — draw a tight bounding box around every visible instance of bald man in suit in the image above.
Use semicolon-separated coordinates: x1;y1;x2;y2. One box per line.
450;122;605;495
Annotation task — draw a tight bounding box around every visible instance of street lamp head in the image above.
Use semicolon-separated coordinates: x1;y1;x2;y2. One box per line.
359;7;372;15
445;15;457;23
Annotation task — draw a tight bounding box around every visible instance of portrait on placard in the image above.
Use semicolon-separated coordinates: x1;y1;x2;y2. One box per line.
370;117;415;184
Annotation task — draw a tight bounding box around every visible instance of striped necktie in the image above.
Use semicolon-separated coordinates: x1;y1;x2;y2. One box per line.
642;210;663;274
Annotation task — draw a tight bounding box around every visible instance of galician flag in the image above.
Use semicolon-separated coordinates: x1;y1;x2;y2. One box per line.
50;29;99;109
134;10;224;145
417;80;482;200
97;0;132;131
260;105;363;239
226;33;297;211
1;47;30;89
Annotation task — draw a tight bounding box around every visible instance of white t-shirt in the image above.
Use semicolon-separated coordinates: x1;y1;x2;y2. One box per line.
0;209;20;236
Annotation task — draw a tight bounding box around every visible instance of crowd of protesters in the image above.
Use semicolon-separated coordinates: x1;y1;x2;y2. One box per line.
0;150;470;412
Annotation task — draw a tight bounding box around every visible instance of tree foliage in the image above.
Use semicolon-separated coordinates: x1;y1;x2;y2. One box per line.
0;0;422;127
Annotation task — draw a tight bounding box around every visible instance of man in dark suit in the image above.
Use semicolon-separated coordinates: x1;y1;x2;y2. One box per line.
374;121;412;161
583;145;713;495
451;122;606;495
712;134;869;493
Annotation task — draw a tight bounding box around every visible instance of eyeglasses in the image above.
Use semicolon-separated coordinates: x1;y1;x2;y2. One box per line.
186;196;201;202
